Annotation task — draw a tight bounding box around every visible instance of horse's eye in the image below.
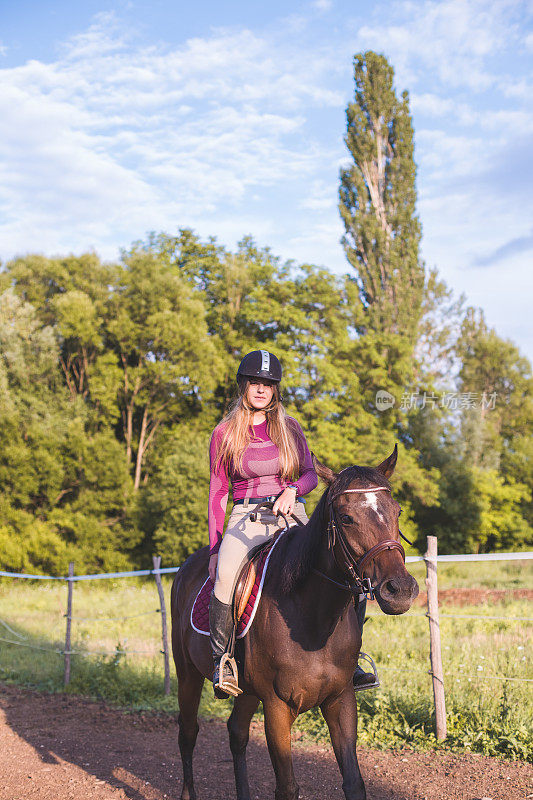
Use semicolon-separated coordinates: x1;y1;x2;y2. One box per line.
340;514;353;525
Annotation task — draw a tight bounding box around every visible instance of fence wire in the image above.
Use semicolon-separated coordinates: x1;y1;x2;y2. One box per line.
67;609;160;622
3;633;530;682
0;617;27;639
0;636;160;658
379;665;532;683
367;611;533;622
1;551;531;693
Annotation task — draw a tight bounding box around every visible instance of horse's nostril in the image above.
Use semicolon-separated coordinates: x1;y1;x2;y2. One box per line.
384;580;399;595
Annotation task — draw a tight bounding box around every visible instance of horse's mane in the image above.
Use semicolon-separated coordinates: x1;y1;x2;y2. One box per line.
274;465;391;595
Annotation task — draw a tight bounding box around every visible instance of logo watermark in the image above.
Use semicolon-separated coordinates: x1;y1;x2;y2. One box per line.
375;390;396;411
375;390;498;412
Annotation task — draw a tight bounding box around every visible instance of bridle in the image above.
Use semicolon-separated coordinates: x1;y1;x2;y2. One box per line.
249;486;410;601
316;485;406;600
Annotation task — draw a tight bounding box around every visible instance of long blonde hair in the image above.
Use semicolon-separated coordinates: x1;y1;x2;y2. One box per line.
214;381;300;479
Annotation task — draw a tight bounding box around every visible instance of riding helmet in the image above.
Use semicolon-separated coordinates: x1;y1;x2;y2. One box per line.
237;350;282;384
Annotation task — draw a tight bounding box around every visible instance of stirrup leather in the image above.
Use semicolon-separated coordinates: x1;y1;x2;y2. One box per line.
215;653;242;697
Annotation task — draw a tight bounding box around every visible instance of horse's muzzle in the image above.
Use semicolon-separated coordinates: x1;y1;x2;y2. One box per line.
374;573;419;615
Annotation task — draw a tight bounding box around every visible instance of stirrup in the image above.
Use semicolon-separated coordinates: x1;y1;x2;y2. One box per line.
353;652;380;692
215;653;242;698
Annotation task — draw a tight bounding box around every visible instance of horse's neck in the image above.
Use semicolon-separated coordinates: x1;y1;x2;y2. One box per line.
299;534;355;629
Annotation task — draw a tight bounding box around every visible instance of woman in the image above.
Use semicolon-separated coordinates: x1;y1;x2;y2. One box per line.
208;349;378;697
208;349;317;696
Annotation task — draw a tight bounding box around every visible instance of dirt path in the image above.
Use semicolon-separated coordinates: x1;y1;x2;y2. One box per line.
0;684;530;800
412;588;533;607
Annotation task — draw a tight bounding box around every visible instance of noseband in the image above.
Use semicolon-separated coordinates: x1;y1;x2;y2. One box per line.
323;486;405;599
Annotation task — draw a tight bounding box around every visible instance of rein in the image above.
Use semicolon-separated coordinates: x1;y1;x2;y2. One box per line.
249;493;408;602
315;485;406;600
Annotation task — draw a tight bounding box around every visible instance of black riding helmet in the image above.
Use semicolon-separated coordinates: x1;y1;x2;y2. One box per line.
237;350;282;384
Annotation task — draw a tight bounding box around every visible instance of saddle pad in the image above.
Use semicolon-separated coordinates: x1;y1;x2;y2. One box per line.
191;532;284;638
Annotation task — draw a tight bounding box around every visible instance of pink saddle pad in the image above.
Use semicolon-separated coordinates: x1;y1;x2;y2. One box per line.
191;532;284;639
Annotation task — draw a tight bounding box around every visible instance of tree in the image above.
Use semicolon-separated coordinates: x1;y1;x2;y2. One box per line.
338;51;431;451
457;308;533;538
141;230;286;414
339;52;425;342
5;253;113;404
336;52;440;537
100;247;220;490
137;425;211;564
458;308;533;462
0;289;139;573
415;268;466;388
0;288;66;512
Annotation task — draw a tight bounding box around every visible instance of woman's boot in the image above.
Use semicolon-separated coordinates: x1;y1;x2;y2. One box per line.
209;593;240;698
353;596;380;691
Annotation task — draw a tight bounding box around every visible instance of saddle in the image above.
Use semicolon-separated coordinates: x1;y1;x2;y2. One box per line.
190;530;284;640
232;537;277;625
232;503;306;624
216;536;279;698
191;503;305;640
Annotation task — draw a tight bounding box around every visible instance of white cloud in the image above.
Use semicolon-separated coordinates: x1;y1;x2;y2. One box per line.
411;93;455;117
287;218;344;267
357;0;525;92
0;1;531;359
0;13;342;259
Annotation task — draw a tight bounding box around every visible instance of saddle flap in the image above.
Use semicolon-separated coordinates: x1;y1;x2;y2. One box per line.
233;537;277;626
190;530;286;640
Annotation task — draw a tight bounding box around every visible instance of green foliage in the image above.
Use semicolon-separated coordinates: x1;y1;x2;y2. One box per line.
104;246;220;490
0;498;69;574
137;425;211;564
458;308;533;540
0;289;140;574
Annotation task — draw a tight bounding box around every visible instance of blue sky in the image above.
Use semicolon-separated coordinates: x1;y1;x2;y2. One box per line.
1;0;532;360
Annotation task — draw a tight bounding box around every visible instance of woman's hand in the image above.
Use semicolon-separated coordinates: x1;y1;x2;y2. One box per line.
209;553;218;583
273;486;298;518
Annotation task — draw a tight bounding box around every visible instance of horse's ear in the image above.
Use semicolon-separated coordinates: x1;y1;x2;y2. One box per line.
312;452;337;485
376;443;398;479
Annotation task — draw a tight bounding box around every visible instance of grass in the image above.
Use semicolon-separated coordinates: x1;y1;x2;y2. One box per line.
0;559;531;760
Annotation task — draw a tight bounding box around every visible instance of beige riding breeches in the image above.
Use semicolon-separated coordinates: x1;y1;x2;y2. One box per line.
213;501;308;604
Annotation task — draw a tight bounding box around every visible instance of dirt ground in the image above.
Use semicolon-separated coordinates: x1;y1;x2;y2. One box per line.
412;588;533;607
0;684;531;800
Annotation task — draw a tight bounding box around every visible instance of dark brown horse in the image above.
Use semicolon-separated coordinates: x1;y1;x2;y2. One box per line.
171;447;419;800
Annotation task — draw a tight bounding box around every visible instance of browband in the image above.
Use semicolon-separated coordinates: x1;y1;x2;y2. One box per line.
329;486;391;504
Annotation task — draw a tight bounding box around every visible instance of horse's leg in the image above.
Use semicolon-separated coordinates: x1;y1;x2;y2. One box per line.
177;660;205;800
263;698;299;800
320;687;366;800
227;693;260;800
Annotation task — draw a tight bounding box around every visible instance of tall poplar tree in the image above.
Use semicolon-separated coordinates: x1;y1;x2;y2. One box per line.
339;52;425;341
337;51;440;541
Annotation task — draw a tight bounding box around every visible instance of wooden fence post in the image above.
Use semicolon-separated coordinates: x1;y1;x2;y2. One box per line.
64;561;74;686
153;555;171;695
424;536;447;740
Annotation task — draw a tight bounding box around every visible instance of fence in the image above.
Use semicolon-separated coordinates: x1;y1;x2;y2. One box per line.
1;541;531;739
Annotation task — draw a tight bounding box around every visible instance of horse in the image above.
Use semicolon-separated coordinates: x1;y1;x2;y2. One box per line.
170;446;419;800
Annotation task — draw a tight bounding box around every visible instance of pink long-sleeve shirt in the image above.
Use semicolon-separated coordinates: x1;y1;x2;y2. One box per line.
208;417;317;555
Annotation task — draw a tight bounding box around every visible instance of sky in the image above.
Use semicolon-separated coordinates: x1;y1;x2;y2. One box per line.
1;0;532;360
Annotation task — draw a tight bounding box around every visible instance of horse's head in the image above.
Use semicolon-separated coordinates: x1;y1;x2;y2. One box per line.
312;446;419;615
